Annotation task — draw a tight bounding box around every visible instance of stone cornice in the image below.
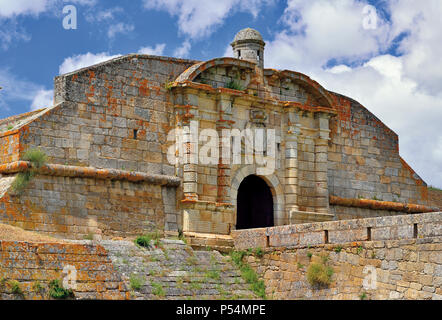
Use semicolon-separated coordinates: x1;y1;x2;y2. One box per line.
172;81;338;115
330;195;439;213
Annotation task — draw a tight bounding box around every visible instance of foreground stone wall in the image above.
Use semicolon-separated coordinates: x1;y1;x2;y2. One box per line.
0;172;178;239
0;240;128;300
233;212;442;300
245;237;441;300
0;238;257;300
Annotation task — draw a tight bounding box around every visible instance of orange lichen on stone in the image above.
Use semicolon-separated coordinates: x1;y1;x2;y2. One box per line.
330;195;437;213
138;79;150;97
0;239;128;300
0;161;181;186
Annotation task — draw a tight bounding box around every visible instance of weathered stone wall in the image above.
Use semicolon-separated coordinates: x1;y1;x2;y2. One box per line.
232;212;442;300
0;131;20;164
0;173;177;239
0;56;197;238
0;52;432;238
0;240;128;300
245;237;441;300
0;238;258;300
175;59;430;233
21;55;197;176
429;189;442;210
330;205;415;220
101;239;258;300
328;95;428;207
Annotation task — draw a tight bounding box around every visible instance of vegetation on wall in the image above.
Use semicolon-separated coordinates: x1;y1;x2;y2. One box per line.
151;281;165;297
48;279;74;299
130;274;145;291
230;250;266;299
164;81;174;91
135;231;162;248
8;280;23;296
306;255;334;288
11;148;47;195
225;79;244;91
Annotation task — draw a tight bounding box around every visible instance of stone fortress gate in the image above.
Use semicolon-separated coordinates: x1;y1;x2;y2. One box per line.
0;28;438;243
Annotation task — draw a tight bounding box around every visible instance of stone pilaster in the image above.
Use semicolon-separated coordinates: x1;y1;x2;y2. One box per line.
314;112;331;213
176;92;199;202
216;93;234;204
285;110;301;222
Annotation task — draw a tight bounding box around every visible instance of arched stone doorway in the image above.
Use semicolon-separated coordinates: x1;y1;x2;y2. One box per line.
236;175;274;230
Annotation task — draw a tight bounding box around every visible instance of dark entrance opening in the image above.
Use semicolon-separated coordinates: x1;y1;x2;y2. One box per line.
236;175;274;230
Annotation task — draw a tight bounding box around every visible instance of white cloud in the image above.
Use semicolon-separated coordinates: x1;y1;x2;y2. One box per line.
85;6;123;23
59;52;122;74
262;0;442;187
0;0;48;18
326;65;352;74
266;0;391;73
31;89;53;110
223;44;233;58
0;0;96;18
0;19;31;50
318;55;442;188
107;22;134;39
83;5;135;40
143;0;275;40
138;43;166;56
387;0;442;96
173;40;191;58
0;68;50;112
59;45;170;75
0;0;97;49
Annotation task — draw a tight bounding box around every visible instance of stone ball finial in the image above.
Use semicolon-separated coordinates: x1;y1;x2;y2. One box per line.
231;28;265;68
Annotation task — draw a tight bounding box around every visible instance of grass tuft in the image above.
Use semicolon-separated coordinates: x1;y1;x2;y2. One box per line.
205;270;220;280
229;250;266;299
11;148;48;195
8;280;23;295
23;148;47;168
135;231;162;248
130;274;144;291
225;79;244;91
48;279;74;299
151;281;165;297
307;263;334;287
253;247;264;258
334;246;343;253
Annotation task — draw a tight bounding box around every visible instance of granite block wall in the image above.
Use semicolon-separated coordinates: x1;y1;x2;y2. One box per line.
0;131;20;164
232;212;442;300
22;55;197;175
0;173;177;239
327;94;428;206
0;240;128;300
429;189;442;210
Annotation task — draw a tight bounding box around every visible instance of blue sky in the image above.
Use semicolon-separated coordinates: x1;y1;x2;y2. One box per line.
0;0;441;188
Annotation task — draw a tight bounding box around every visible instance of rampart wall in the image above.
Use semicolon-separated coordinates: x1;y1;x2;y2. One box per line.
232;212;442;299
0;240;128;300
